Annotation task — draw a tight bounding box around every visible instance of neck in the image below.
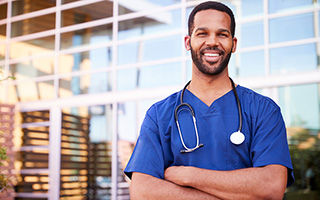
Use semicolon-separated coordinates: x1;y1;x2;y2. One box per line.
188;72;233;106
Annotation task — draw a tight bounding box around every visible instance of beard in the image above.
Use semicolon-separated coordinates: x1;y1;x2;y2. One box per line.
190;45;232;76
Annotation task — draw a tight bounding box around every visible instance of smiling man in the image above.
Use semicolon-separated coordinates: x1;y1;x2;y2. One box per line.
124;1;294;199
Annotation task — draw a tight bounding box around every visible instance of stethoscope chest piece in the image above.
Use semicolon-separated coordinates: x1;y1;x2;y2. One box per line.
230;131;245;145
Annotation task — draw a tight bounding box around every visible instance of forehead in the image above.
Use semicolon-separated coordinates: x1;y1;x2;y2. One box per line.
193;9;231;32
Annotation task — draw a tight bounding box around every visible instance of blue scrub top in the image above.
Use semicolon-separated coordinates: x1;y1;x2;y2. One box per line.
124;85;294;187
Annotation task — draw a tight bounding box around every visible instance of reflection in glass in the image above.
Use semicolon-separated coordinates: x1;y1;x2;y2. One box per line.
270;43;317;74
269;0;313;14
240;21;264;48
239;50;264;77
279;84;319;129
0;43;5;61
10;56;55;79
269;13;314;44
59;72;112;98
241;0;263;17
11;13;55;37
16;80;55;102
10;36;55;59
0;3;7;20
118;9;181;40
118;62;181;90
279;84;320;198
119;0;180;15
60;24;112;50
59;47;112;74
0;24;6;39
12;0;55;16
61;1;113;27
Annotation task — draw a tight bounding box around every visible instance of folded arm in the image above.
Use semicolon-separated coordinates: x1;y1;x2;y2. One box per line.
164;164;288;200
130;172;221;200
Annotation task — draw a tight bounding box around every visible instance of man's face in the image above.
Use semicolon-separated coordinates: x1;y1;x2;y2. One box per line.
185;9;237;76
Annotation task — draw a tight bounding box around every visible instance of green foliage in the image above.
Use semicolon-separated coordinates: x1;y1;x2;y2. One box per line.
0;133;13;192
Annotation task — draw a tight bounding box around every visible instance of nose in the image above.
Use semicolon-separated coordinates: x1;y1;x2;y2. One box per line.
205;35;219;46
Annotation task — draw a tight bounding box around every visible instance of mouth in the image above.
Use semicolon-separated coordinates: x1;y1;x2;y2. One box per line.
202;52;222;63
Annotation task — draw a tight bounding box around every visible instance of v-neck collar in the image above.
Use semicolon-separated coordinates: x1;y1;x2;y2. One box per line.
183;85;239;113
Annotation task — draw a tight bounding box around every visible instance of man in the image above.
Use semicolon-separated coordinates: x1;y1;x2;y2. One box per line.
124;1;294;199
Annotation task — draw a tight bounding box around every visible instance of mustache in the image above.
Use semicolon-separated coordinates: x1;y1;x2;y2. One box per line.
200;47;224;55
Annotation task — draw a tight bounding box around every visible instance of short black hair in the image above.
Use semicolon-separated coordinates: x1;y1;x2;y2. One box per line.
188;1;236;37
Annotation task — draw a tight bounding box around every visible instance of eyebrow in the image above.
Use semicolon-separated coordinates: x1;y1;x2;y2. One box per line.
194;27;231;34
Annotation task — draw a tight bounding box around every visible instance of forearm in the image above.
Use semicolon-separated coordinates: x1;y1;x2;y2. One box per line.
165;165;287;200
130;172;221;200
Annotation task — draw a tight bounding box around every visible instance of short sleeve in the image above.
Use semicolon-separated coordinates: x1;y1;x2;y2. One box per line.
250;104;294;186
124;106;165;180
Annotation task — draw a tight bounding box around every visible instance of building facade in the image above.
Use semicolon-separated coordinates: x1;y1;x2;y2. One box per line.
0;0;319;199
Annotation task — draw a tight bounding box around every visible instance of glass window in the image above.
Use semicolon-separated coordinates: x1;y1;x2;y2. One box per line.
16;80;55;102
118;9;181;40
270;43;317;74
117;61;182;90
0;24;6;40
0;3;7;20
117;42;139;65
269;13;314;44
9;56;55;80
119;0;180;15
9;35;55;59
12;0;56;16
11;13;56;37
279;84;319;130
59;72;112;98
269;0;313;14
0;43;4;61
61;1;113;27
60;24;112;50
59;47;112;74
142;35;182;61
240;21;264;47
239;50;265;77
241;0;263;18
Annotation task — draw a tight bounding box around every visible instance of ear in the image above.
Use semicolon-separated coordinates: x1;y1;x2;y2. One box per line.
232;37;237;53
184;35;191;51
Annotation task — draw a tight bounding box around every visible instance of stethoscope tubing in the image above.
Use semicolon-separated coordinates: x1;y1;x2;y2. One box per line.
175;78;243;153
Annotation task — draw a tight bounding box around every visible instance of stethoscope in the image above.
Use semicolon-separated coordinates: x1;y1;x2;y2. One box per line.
174;78;245;154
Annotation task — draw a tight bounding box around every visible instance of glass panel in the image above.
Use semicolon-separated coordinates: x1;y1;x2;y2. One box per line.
239;50;264;77
61;104;113;199
60;24;112;50
16;80;55;102
0;24;6;40
0;43;5;61
59;72;112;97
9;56;55;80
0;3;7;20
61;1;113;27
269;0;314;14
270;43;317;74
118;9;181;40
11;13;55;37
240;21;264;48
59;47;112;74
119;0;180;15
118;61;181;90
9;35;55;59
12;0;56;16
241;0;263;18
279;84;320;199
269;13;314;44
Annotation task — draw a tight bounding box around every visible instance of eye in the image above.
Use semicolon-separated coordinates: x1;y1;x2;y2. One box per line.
197;32;207;36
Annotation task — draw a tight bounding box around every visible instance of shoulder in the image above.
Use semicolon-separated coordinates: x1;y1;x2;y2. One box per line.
146;91;180;122
237;85;281;117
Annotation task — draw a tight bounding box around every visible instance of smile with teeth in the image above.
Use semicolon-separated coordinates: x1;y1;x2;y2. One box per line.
204;53;220;57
